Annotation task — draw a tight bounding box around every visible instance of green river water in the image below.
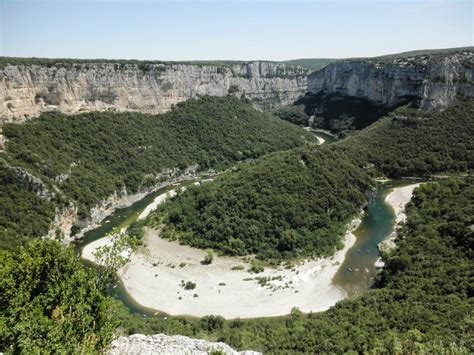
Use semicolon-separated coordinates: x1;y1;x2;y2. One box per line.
76;173;411;316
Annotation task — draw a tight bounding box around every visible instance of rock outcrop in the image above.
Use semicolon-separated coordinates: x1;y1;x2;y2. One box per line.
108;334;261;355
307;49;474;110
0;60;309;122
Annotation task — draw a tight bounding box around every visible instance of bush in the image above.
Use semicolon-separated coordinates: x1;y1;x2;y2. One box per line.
181;281;196;290
201;250;214;265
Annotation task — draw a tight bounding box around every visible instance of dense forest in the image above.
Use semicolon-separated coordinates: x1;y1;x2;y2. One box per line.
0;96;312;247
297;91;398;135
0;163;57;250
148;148;371;260
120;177;473;353
336;99;474;177
272;104;310;126
1;152;471;352
145;100;474;260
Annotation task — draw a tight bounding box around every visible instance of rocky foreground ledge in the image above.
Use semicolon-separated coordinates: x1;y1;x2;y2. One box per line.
108;334;261;355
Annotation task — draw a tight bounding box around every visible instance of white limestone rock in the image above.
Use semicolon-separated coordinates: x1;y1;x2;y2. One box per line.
307;51;473;109
107;334;261;355
0;61;309;122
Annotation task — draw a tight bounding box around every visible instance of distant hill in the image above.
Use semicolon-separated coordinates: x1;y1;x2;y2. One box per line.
281;58;338;71
368;46;474;62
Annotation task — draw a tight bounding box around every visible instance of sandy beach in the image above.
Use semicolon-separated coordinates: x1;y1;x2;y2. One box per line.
84;217;361;318
119;220;359;319
137;189;179;220
378;183;422;254
386;183;421;224
303;126;326;145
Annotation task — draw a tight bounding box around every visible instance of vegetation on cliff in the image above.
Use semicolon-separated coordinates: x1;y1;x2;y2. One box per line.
148;148;371;260
0;96;312;247
336;99;474;177
120;177;474;353
0;56;309;73
0;163;57;250
296;91;398;135
272;104;310;126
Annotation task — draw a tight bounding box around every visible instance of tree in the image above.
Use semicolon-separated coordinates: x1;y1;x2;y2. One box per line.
0;240;117;353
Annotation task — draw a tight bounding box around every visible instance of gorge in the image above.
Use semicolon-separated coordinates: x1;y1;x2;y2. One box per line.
0;47;473;354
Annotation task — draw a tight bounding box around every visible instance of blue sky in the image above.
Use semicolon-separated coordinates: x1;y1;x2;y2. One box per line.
1;0;472;60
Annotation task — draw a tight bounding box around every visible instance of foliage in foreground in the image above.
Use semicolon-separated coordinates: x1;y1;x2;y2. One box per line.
120;177;473;353
148;148;371;260
0;241;117;353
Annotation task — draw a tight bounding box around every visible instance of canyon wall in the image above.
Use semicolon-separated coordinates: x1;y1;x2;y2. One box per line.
0;61;309;122
307;50;474;110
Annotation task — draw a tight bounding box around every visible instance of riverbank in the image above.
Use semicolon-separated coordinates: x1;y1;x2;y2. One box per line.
74;172;198;240
303;126;328;145
378;183;422;254
84;216;361;319
386;183;422;224
82;186;184;263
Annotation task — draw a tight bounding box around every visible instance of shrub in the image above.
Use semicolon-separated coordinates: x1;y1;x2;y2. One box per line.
201;250;214;265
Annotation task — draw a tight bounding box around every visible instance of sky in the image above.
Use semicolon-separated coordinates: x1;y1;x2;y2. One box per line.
0;0;472;61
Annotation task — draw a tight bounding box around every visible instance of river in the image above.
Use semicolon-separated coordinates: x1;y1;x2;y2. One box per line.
77;179;410;317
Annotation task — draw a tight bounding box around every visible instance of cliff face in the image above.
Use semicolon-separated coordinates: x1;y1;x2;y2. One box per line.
0;61;309;122
307;50;474;110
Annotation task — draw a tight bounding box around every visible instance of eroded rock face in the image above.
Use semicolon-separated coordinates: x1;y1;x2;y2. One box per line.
108;334;261;355
307;50;474;109
0;61;309;122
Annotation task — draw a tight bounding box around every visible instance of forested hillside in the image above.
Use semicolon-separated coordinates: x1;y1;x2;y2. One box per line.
148;148;371;260
0;96;312;247
336;99;474;177
0;163;57;250
120;177;474;353
147;100;474;261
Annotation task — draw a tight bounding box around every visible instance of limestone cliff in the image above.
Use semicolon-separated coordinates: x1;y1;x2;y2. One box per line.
108;334;261;355
307;49;474;110
0;60;309;122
